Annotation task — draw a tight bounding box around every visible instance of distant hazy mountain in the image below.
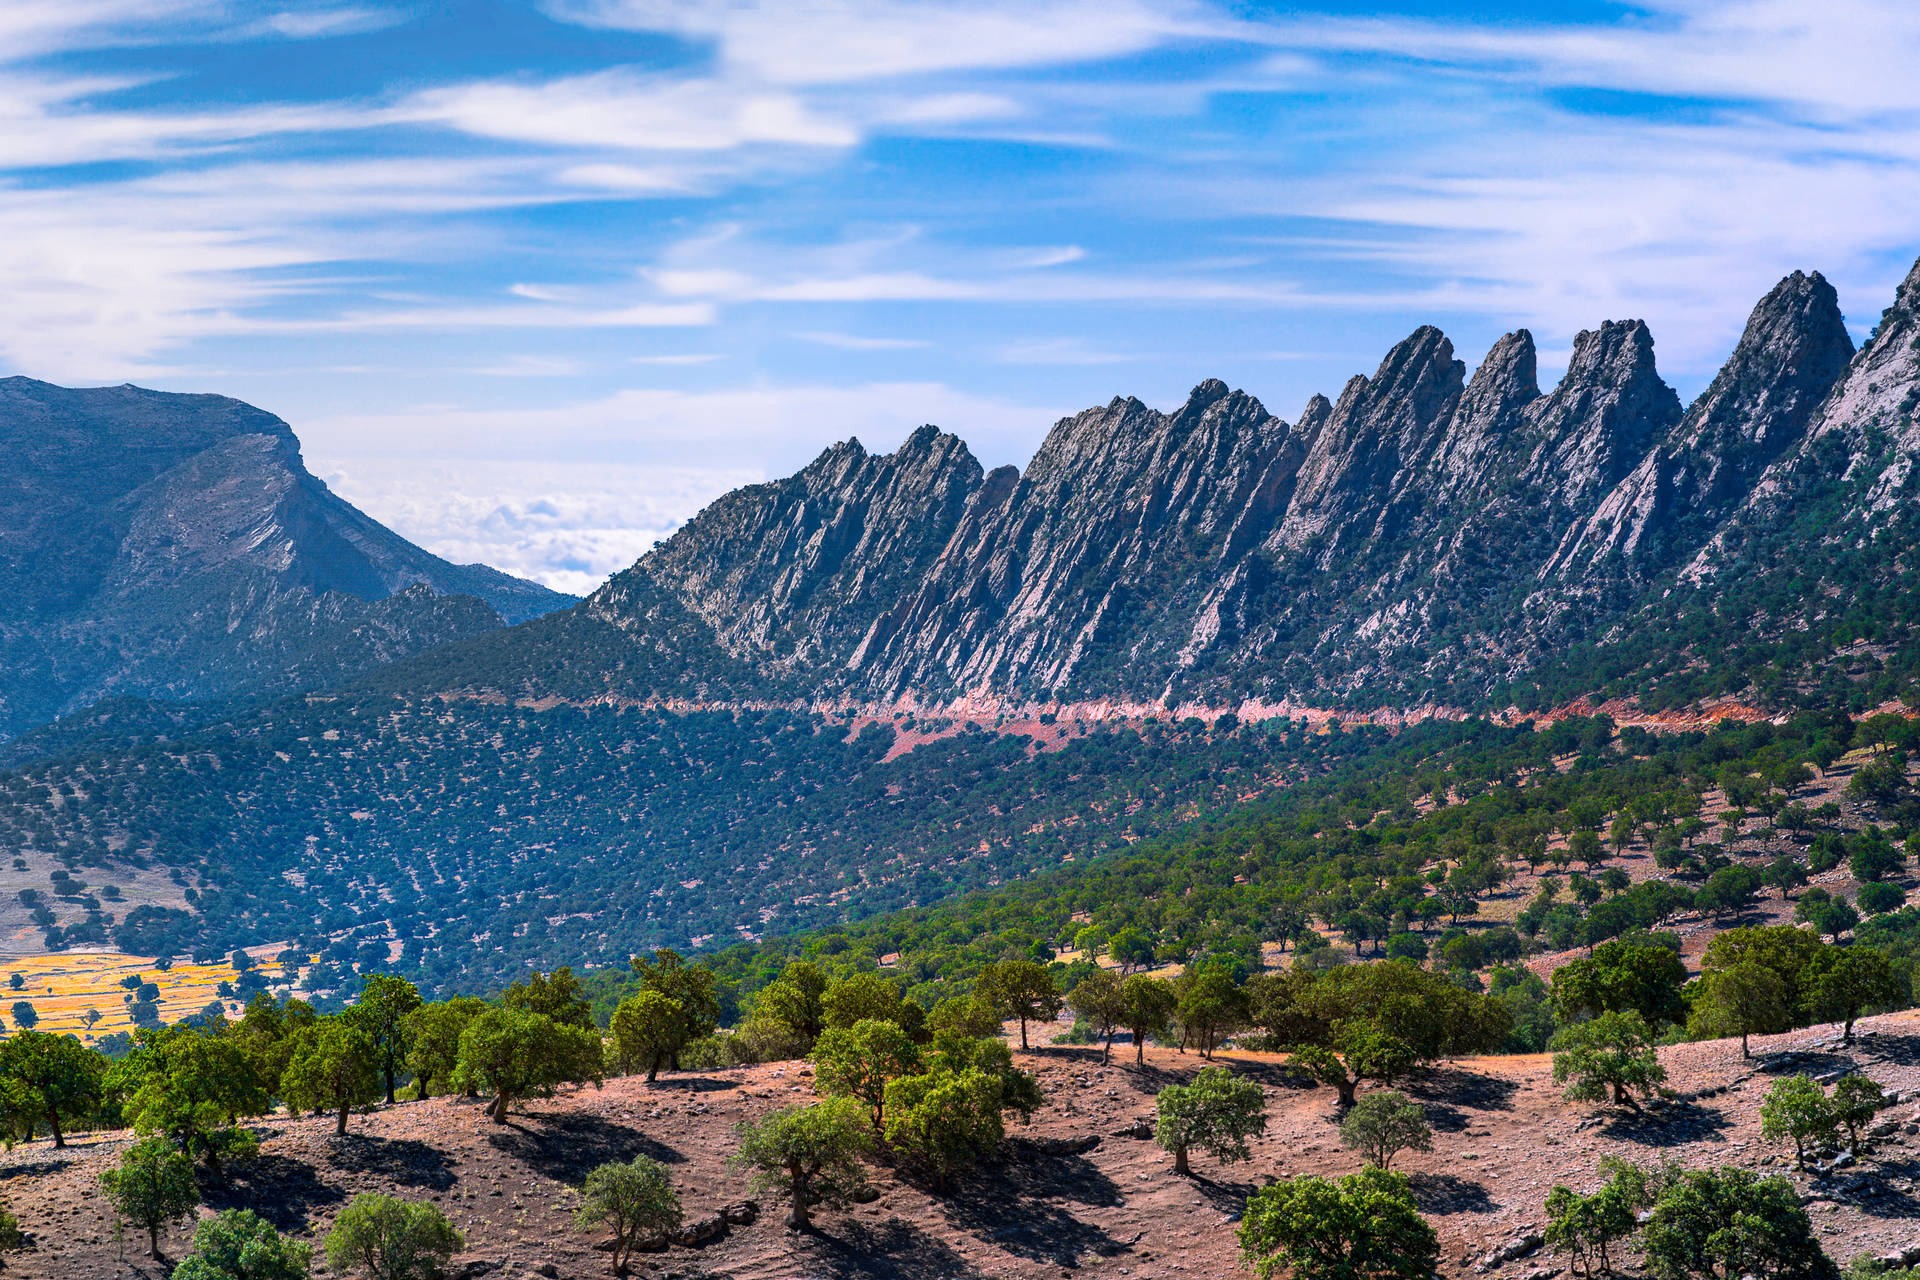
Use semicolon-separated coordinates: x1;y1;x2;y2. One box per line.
0;378;574;738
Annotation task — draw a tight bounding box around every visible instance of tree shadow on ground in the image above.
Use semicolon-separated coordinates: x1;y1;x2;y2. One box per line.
1751;1049;1852;1078
321;1133;456;1190
803;1217;988;1279
0;1158;70;1181
1189;1171;1261;1219
643;1074;739;1094
486;1112;684;1178
1404;1067;1518;1114
1602;1099;1730;1147
1120;1057;1313;1096
1841;1157;1920;1218
1026;1044;1107;1066
202;1155;344;1230
1409;1171;1496;1215
1858;1033;1920;1068
935;1148;1125;1267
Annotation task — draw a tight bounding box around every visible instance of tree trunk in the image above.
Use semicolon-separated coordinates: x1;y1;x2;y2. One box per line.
490;1091;510;1123
1844;1016;1857;1045
1174;1145;1190;1176
1336;1079;1357;1107
787;1165;810;1231
1741;1031;1750;1058
1018;1016;1029;1050
1135;1035;1146;1067
47;1108;64;1149
384;1062;397;1106
337;1099;350;1135
1102;1031;1113;1066
148;1223;161;1258
646;1055;660;1083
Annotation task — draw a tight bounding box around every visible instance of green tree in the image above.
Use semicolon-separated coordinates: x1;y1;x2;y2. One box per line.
1155;1065;1267;1176
1175;965;1252;1059
974;960;1061;1051
1119;974;1177;1067
1551;1011;1667;1110
1544;1160;1652;1280
1551;941;1688;1028
1238;1166;1438;1280
1337;1089;1431;1171
99;1135;199;1258
173;1209;313;1280
1642;1167;1836;1279
882;1067;1005;1189
1688;962;1789;1058
630;950;721;1067
453;1006;604;1123
282;1017;382;1135
811;1018;920;1127
501;966;594;1029
820;973;924;1039
1806;948;1906;1045
402;998;488;1099
928;995;1001;1041
349;975;422;1106
1832;1074;1886;1151
1760;1075;1839;1170
731;1097;874;1231
227;994;317;1101
117;1029;265;1177
0;1030;104;1148
9;1002;36;1030
324;1193;464;1280
608;991;685;1082
575;1156;681;1275
753;961;830;1047
1067;968;1127;1065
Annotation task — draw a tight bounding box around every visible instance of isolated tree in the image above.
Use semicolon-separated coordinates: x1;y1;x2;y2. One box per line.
1795;891;1859;944
1806;947;1906;1045
282;1017;382;1135
1288;1043;1361;1108
1759;1075;1839;1170
324;1193;463;1280
1551;1011;1667;1110
575;1156;681;1275
1068;969;1127;1064
454;1006;604;1123
753;961;830;1047
99;1136;199;1258
630;950;721;1066
1763;855;1809;900
402;997;488;1099
811;1018;919;1127
974;960;1061;1050
883;1067;1005;1189
609;990;684;1082
349;975;422;1106
1238;1166;1437;1280
1831;1074;1885;1151
1337;1090;1431;1171
1688;962;1789;1058
731;1097;874;1231
1155;1065;1267;1176
1642;1167;1835;1280
173;1209;313;1280
0;1029;103;1147
8;1002;35;1030
1119;974;1177;1067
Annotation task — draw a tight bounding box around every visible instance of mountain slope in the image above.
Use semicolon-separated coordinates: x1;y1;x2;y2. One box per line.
0;378;574;737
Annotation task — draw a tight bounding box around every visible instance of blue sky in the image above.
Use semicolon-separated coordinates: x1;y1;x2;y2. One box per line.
6;0;1920;592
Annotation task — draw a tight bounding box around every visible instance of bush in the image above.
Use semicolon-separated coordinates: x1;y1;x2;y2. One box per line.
173;1209;313;1280
1544;1159;1653;1280
1337;1090;1431;1171
1155;1065;1267;1177
575;1156;681;1273
1643;1166;1836;1279
325;1194;463;1280
731;1098;874;1231
1760;1075;1840;1169
882;1067;1005;1189
1239;1166;1437;1280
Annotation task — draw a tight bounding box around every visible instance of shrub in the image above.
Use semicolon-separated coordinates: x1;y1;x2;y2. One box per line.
1337;1090;1431;1171
1239;1166;1437;1280
882;1067;1004;1189
1643;1166;1835;1279
731;1097;874;1231
575;1156;681;1274
173;1209;313;1280
1760;1075;1840;1169
1544;1159;1653;1279
99;1136;199;1258
324;1193;463;1280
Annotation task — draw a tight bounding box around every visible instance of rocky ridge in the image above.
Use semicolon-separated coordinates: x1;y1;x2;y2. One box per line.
0;378;572;739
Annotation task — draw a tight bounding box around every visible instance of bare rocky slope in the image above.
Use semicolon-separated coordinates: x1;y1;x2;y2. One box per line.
8;1016;1920;1280
0;378;573;739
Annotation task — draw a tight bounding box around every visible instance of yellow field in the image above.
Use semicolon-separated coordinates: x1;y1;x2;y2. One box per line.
0;945;299;1045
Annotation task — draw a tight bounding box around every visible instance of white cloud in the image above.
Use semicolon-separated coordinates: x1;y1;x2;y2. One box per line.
793;331;931;351
543;0;1210;85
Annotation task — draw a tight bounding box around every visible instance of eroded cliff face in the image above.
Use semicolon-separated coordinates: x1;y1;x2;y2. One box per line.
545;257;1916;710
0;378;572;737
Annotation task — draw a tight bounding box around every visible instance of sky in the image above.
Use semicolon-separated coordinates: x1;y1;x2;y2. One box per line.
5;1;1920;594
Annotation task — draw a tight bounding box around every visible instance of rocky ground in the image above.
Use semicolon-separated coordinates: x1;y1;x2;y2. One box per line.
9;1008;1920;1280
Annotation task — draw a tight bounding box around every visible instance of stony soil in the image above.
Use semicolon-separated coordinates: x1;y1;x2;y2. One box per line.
9;1007;1920;1280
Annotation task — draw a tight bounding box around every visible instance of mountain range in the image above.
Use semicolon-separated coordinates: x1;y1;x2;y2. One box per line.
2;253;1918;983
